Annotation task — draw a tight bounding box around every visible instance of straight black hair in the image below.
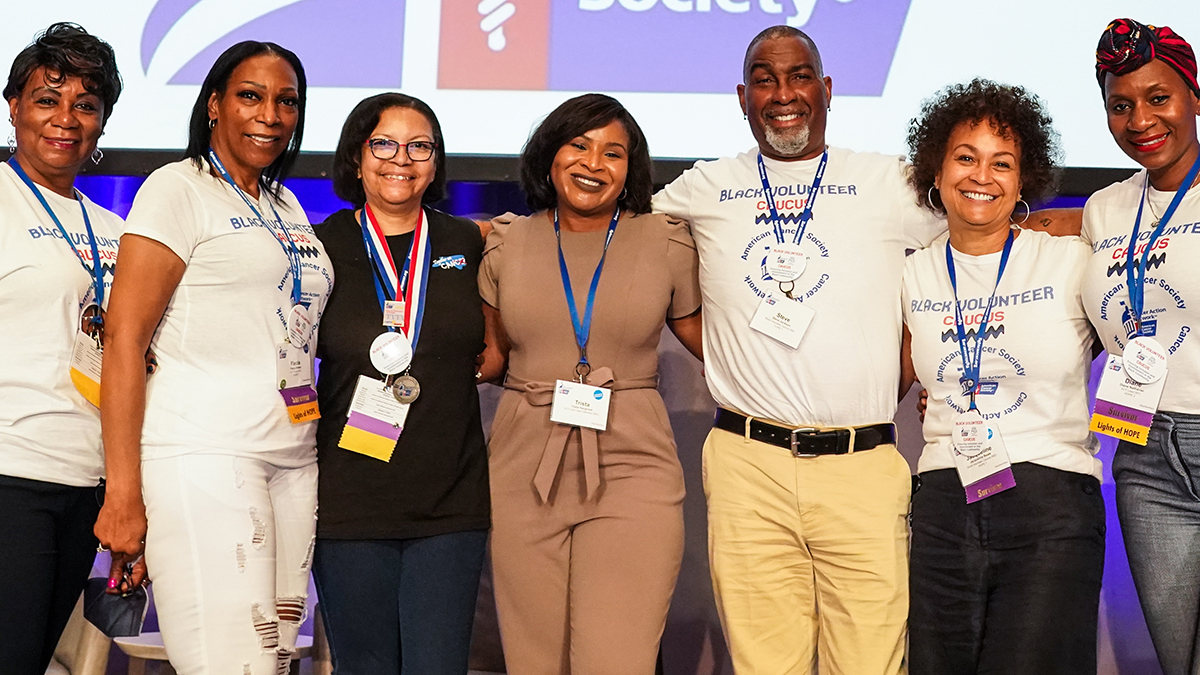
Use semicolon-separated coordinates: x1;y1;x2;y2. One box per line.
331;93;447;207
519;93;653;215
183;41;307;202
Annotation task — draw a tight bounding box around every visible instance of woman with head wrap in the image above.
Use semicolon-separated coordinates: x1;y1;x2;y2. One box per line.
1084;18;1200;675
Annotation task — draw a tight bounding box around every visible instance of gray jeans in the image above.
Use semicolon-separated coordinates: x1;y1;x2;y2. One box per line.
1115;410;1200;675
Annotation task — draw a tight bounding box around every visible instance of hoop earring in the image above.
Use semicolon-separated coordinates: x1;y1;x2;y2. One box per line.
1011;199;1030;225
7;130;15;154
208;118;217;130
619;187;628;201
926;185;938;209
91;147;104;165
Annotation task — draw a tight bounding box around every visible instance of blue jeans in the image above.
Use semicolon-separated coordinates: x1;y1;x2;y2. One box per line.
909;464;1105;675
1115;410;1200;675
312;530;488;675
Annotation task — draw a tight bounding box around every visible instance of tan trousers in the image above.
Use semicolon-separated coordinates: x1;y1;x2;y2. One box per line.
704;427;911;675
490;418;685;675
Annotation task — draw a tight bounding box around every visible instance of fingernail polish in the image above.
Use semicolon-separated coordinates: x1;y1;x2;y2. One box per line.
108;578;118;589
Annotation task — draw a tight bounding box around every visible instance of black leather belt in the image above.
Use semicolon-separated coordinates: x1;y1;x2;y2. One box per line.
713;408;896;457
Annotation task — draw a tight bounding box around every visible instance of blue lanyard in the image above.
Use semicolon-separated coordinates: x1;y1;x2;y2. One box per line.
8;159;106;326
358;208;431;349
207;150;305;307
946;230;1014;411
757;150;828;246
554;208;619;378
1125;154;1200;339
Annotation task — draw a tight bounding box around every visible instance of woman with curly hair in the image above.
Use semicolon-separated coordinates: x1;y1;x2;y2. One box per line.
900;78;1103;675
1085;19;1200;675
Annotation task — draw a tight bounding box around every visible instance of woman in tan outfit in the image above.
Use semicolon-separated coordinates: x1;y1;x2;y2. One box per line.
478;93;703;675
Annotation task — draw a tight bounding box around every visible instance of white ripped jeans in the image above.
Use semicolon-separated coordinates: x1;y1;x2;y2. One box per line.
143;454;317;675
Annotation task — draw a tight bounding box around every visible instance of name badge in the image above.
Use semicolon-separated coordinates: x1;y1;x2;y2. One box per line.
382;300;406;328
550;379;611;431
69;330;104;408
1089;352;1166;445
749;295;815;349
276;342;319;424
338;375;411;462
951;410;1016;503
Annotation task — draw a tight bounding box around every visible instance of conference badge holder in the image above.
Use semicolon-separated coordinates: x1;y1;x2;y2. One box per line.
276;315;319;425
951;410;1015;503
1090;337;1168;445
551;370;612;432
338;374;411;462
750;294;815;349
69;304;105;408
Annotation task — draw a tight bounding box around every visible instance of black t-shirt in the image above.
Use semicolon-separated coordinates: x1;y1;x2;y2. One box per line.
313;208;489;539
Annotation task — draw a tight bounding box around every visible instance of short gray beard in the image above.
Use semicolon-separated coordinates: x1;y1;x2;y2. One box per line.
763;122;811;158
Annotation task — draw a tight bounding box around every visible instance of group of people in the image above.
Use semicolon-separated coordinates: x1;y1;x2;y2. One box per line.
1;14;1199;675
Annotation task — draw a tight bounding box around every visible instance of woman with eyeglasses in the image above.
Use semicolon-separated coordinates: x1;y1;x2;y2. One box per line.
309;93;489;674
0;23;123;674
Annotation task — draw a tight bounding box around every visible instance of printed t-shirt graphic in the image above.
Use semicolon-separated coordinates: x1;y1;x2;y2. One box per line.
903;230;1099;478
652;146;944;427
1081;171;1200;414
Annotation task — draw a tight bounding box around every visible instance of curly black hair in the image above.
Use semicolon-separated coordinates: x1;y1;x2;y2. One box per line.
519;93;653;214
331;93;447;208
4;22;123;125
907;79;1061;215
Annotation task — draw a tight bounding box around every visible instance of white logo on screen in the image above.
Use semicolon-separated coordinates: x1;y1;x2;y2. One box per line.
478;0;516;52
579;0;854;27
143;0;306;84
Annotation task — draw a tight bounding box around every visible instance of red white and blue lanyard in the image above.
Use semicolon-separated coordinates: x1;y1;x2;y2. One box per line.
208;149;305;308
554;207;619;379
9;158;105;330
757;150;828;246
1125;154;1200;340
947;230;1014;411
359;205;430;349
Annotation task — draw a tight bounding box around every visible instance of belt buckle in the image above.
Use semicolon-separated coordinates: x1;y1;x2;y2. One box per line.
790;426;856;457
790;428;819;457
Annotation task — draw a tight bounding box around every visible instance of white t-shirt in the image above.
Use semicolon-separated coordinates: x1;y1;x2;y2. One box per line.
0;162;123;486
1081;171;1200;414
123;159;333;464
903;230;1100;479
652;146;945;427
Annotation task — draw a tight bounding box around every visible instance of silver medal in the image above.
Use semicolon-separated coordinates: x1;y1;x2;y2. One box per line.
390;374;421;404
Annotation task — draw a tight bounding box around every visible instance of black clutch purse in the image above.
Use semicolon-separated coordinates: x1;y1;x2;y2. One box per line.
83;576;147;638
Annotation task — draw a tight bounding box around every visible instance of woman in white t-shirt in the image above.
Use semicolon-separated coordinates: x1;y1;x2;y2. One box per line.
1084;20;1200;675
0;23;124;673
900;80;1104;675
95;41;333;674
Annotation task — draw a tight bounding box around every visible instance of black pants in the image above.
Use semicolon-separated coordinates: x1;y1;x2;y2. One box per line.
0;474;102;675
908;464;1105;675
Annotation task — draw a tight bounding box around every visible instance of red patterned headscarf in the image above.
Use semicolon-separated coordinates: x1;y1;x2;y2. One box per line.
1096;18;1199;98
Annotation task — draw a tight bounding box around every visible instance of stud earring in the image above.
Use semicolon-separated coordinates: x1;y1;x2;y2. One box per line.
209;118;217;130
91;147;104;165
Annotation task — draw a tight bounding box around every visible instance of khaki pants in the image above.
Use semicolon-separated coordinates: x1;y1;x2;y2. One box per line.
703;426;911;675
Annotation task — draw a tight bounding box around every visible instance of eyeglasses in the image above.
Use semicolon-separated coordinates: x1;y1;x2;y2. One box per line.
366;138;437;162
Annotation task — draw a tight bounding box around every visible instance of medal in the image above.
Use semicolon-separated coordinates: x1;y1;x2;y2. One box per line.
79;303;106;346
369;332;413;375
389;373;421;404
